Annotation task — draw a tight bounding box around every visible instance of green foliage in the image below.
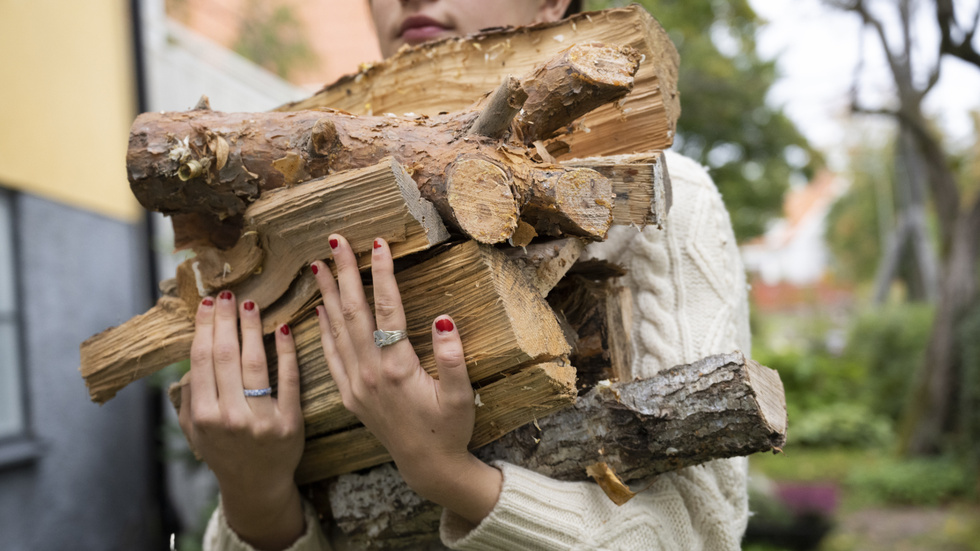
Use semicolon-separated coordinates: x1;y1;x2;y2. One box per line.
753;303;933;448
957;300;980;467
792;404;893;448
585;0;821;239
233;0;317;80
846;304;934;422
825;137;895;283
846;457;974;506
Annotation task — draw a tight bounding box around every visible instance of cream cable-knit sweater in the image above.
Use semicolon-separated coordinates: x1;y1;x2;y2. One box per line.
203;151;751;551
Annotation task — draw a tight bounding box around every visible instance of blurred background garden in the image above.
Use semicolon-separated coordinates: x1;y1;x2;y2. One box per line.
1;0;978;549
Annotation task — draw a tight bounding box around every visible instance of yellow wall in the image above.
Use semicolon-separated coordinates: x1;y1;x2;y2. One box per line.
0;0;140;221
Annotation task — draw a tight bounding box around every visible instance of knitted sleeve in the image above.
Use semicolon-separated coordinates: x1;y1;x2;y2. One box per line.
203;497;332;551
440;152;751;550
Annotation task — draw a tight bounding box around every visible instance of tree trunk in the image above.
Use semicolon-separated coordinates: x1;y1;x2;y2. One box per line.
902;201;980;454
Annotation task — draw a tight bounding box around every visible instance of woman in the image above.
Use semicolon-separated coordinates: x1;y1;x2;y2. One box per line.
180;1;751;549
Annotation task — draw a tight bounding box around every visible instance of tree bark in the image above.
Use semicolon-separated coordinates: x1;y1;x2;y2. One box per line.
320;351;786;549
902;201;980;454
128;43;640;250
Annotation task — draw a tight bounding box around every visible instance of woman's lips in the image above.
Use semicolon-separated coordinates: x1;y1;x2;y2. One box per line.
399;15;450;45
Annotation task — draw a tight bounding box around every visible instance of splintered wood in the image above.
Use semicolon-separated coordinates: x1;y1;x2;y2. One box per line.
270;241;571;440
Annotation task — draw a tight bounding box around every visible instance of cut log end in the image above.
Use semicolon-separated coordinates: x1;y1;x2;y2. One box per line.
745;358;789;448
447;159;519;244
525;167;613;240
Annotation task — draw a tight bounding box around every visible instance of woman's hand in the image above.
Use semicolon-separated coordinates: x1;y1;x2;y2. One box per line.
177;292;306;550
312;235;502;525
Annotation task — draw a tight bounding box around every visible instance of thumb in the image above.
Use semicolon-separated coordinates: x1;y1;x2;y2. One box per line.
432;316;473;408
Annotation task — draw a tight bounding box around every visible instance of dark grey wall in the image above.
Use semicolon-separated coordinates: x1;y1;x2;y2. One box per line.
0;193;157;550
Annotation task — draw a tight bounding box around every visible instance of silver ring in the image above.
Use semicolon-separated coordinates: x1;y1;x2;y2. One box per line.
243;387;272;397
374;329;408;348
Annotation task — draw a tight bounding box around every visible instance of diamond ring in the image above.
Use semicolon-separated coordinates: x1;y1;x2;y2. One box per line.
374;329;408;348
243;387;273;397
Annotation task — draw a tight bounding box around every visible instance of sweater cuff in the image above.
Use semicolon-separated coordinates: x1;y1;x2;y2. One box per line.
440;461;587;550
204;496;331;551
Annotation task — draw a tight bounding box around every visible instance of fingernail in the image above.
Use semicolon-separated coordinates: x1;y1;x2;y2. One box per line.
280;324;291;336
329;238;339;249
243;300;255;311
435;318;454;333
219;290;233;301
201;297;214;307
315;305;323;317
373;238;383;249
311;263;319;275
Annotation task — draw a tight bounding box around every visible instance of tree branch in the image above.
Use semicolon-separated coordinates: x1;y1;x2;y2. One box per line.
937;0;980;68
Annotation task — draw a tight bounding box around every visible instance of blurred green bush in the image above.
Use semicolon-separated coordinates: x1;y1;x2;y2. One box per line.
754;303;933;448
846;457;973;506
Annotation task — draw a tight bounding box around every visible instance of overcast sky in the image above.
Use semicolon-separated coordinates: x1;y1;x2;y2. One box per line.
749;0;980;169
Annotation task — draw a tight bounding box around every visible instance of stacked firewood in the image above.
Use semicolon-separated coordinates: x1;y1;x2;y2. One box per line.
80;6;785;548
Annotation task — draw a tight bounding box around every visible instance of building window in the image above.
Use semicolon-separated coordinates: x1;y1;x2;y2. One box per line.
0;190;25;441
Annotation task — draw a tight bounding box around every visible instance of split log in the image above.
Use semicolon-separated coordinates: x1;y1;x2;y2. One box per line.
503;238;586;297
80;296;195;403
319;351;786;549
269;241;572;439
80;158;452;402
128;43;641;250
280;5;680;160
175;158;450;321
295;361;577;484
564;151;672;229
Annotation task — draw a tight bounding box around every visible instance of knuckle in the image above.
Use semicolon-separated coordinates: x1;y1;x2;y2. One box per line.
328;319;345;340
448;390;475;411
278;421;301;441
221;411;248;433
191;407;219;430
435;347;466;367
341;303;361;323
190;346;212;367
252;419;274;439
382;364;408;383
373;296;400;319
213;342;241;365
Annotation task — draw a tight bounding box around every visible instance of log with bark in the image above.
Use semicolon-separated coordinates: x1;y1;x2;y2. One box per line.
319;351;787;549
129;43;644;251
280;5;680;160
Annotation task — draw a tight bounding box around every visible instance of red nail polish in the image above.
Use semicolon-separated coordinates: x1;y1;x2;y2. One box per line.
374;239;382;249
311;263;319;275
243;300;255;311
436;318;454;333
201;297;214;307
280;324;291;336
329;238;339;249
219;290;233;300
